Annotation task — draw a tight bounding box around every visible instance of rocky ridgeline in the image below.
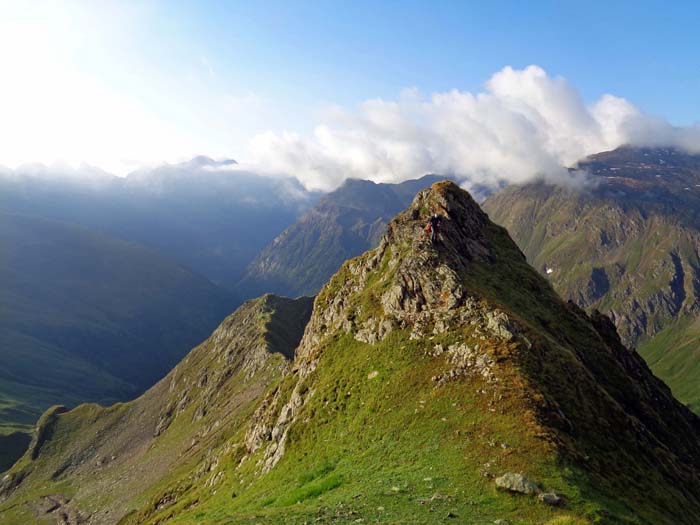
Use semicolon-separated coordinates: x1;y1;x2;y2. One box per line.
245;181;533;471
154;295;312;437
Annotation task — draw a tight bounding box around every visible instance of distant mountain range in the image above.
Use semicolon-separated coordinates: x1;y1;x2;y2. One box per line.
0;211;235;435
237;175;443;298
483;146;700;411
0;158;318;290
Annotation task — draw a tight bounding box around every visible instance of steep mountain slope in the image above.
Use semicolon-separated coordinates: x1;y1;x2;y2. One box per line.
0;160;316;290
0;212;235;435
3;182;700;525
0;294;313;524
236;175;442;298
482;147;700;410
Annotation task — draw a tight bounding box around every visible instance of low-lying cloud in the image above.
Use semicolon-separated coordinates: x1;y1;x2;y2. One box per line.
250;65;700;192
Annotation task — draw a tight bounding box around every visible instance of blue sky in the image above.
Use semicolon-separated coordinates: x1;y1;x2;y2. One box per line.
1;0;699;186
164;0;700;124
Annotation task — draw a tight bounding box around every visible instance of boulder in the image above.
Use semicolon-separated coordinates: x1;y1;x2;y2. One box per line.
494;472;540;495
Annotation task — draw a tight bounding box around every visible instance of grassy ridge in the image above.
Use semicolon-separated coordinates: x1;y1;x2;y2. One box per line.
0;296;313;524
132;329;598;525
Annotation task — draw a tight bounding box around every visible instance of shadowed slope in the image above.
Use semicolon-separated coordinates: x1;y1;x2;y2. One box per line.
0;212;235;434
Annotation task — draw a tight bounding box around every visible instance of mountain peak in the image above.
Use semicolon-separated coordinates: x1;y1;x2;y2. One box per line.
246;180;700;524
386;180;495;263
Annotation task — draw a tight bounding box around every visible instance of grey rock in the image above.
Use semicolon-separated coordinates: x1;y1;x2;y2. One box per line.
494;472;541;495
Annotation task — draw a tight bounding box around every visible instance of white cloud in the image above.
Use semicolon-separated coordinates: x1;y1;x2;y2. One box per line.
249;65;700;192
0;1;265;176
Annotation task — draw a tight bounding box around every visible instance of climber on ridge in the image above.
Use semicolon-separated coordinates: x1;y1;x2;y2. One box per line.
425;213;442;244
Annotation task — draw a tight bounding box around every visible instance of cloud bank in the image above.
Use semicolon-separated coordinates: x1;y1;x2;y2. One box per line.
250;65;700;191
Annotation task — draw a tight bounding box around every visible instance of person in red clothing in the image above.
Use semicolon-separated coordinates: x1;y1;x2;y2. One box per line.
425;213;442;244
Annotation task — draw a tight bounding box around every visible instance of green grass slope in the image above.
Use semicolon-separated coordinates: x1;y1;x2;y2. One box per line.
0;295;313;524
3;182;700;525
0;212;235;433
637;316;700;412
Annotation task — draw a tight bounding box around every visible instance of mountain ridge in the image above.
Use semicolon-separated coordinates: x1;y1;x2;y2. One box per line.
236;175;443;298
483;146;700;411
3;181;700;524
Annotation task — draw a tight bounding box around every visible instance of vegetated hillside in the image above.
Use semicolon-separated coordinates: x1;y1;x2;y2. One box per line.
0;295;313;523
3;182;700;525
237;175;442;298
0;158;317;290
482;146;700;411
0;211;235;437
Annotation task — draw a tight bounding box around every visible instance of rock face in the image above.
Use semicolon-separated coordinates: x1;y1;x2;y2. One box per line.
482;146;700;410
4;180;700;525
244;181;522;471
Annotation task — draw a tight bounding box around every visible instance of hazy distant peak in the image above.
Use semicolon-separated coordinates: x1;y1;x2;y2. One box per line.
181;155;238;169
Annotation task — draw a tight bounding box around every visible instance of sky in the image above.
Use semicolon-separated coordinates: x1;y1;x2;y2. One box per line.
2;0;700;189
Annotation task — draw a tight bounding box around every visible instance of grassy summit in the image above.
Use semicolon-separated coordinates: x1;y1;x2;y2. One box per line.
2;182;700;524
